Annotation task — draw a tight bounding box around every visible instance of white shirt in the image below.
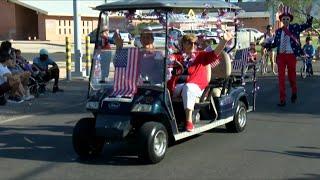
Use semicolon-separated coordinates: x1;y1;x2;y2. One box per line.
0;63;11;85
263;33;274;44
280;28;294;54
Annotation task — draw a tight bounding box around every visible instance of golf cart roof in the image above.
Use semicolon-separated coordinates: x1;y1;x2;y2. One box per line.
94;0;241;11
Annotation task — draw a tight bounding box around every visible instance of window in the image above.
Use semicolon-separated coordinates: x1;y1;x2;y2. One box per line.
64;28;66;35
59;28;61;35
69;29;72;34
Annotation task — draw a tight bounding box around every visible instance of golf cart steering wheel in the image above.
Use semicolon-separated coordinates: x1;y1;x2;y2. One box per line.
171;60;185;76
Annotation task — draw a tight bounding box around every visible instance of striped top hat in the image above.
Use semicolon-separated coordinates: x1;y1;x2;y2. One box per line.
279;5;294;21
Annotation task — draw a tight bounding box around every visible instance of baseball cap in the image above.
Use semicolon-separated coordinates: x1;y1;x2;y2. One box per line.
39;48;49;55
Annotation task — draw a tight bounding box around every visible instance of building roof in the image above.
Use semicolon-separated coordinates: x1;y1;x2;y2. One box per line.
234;1;268;12
9;0;113;17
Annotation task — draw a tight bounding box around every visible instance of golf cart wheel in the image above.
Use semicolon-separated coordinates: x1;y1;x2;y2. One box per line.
72;118;105;158
138;122;168;164
226;101;247;133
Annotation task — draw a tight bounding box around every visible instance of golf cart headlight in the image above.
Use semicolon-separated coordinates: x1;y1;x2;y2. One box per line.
131;104;152;112
86;101;99;110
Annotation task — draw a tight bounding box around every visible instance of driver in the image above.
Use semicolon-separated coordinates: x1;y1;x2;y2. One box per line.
168;32;233;132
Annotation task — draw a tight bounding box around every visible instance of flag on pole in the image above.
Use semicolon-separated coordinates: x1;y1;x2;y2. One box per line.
110;48;140;97
232;48;250;70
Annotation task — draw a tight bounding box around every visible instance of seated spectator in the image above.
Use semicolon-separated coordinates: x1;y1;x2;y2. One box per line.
15;49;33;72
0;51;24;103
7;57;34;101
33;49;63;93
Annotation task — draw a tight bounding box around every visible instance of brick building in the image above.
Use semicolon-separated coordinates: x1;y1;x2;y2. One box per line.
0;0;105;41
235;1;279;32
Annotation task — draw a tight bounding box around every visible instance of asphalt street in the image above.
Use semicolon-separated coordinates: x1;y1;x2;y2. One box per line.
0;76;320;180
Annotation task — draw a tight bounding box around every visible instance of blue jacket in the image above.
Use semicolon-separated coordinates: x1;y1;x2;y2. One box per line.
270;16;313;57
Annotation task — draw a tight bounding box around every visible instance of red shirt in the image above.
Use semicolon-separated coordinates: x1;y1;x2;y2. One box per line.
167;51;219;93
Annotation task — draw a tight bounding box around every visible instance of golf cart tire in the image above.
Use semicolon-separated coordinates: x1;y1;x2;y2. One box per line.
226;101;247;133
138;122;168;164
73;118;105;158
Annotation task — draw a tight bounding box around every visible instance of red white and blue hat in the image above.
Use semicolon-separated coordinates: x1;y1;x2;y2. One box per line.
279;6;294;21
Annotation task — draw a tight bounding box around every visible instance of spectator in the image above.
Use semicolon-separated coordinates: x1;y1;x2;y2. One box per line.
7;56;34;101
33;49;63;93
0;51;24;103
303;36;315;76
100;26;111;50
15;49;33;72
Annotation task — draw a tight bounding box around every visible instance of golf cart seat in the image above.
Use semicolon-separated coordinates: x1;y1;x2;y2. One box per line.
209;51;232;97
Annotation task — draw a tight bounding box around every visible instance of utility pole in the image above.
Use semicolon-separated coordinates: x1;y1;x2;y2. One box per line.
72;0;84;78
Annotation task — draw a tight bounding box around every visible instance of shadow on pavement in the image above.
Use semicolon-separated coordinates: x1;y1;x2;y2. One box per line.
287;174;320;180
247;148;320;159
0;125;75;163
252;75;320;115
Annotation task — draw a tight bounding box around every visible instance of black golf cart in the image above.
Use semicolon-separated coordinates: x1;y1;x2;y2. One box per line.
73;0;255;164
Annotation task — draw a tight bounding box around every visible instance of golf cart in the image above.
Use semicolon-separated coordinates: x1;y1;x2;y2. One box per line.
73;0;255;164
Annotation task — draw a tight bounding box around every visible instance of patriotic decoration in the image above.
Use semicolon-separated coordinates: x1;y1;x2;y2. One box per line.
232;48;250;70
110;48;140;97
278;5;293;21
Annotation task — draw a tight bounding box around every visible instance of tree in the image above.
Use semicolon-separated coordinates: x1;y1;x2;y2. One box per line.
266;0;319;28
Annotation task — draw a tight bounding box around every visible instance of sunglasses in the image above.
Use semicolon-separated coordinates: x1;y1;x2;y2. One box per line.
281;17;291;21
185;41;197;46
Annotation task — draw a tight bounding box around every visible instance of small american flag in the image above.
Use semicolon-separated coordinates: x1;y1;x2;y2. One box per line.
110;48;140;97
232;48;250;70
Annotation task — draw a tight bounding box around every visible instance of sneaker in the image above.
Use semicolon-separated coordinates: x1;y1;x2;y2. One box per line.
277;101;286;107
23;95;35;101
186;121;194;132
53;86;64;93
7;96;24;103
291;94;297;103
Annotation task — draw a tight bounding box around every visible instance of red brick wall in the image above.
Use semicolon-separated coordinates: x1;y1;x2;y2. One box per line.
0;1;16;40
239;17;270;32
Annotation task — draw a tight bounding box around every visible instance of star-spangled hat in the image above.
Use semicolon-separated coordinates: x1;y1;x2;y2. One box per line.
279;5;294;21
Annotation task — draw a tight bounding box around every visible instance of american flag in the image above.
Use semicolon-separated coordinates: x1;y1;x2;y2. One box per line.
110;48;139;97
232;48;250;70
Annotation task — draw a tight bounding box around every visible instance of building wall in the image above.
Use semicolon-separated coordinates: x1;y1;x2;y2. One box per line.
240;17;270;32
15;4;38;40
0;1;16;40
42;16;98;42
38;14;46;40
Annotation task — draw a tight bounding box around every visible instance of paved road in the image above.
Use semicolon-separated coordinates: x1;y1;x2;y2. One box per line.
0;77;320;180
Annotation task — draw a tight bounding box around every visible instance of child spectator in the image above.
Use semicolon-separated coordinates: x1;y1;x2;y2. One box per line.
303;36;315;76
248;42;258;63
15;49;33;72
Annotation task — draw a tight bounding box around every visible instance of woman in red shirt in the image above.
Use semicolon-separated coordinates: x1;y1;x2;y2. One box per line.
168;32;232;132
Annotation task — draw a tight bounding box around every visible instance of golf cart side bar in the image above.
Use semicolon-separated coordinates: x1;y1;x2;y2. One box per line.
87;11;103;98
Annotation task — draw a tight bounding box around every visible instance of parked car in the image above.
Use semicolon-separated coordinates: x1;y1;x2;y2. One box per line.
240;28;264;42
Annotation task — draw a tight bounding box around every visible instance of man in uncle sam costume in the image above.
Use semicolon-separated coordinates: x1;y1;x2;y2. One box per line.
267;4;313;107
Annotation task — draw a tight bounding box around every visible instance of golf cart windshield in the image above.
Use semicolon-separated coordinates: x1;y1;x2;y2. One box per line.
88;0;240;99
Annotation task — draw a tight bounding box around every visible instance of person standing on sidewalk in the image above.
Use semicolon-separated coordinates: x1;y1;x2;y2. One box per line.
267;5;313;106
